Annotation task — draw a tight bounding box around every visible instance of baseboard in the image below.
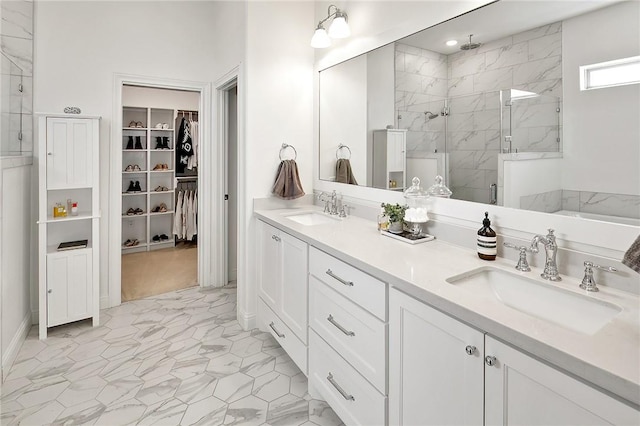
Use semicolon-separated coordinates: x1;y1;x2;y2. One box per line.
2;312;32;382
237;308;256;331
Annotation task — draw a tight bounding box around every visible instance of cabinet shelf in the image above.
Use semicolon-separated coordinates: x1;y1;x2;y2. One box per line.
150;170;174;173
123;149;146;153
150;128;173;132
123;127;148;131
122;191;148;196
122;241;147;250
43;213;95;223
123;171;147;174
149;210;175;216
122;213;146;219
150;149;175;152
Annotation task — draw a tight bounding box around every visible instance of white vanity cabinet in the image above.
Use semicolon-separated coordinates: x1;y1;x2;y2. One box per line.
308;247;388;426
256;220;308;373
389;288;639;426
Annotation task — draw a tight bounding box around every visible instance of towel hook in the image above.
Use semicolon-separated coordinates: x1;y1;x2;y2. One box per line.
336;143;352;160
279;143;297;161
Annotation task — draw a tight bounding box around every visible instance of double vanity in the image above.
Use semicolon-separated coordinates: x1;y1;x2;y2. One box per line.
254;206;639;425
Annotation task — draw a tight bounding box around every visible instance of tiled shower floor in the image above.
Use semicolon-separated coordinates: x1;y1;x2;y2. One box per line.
0;285;343;426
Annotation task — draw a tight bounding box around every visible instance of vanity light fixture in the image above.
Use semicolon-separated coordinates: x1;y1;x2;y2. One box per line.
311;4;350;48
446;40;458;46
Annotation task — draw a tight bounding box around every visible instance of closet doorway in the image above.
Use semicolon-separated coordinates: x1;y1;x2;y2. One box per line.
120;85;200;301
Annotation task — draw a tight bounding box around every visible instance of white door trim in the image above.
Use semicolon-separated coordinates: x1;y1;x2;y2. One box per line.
214;66;252;329
109;74;212;308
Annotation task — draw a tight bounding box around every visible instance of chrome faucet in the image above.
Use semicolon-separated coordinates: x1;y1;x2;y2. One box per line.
317;190;339;215
530;229;561;281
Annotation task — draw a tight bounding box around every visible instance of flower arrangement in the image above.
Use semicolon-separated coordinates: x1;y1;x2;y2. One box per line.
381;203;407;224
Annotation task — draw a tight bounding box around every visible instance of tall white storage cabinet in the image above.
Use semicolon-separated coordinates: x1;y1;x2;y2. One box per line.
38;115;100;339
372;129;407;191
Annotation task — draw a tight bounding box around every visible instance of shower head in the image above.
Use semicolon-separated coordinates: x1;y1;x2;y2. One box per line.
460;34;481;50
424;111;440;120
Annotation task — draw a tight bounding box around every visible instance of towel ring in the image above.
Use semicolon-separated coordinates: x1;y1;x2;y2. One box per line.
336;144;352;160
279;143;297;161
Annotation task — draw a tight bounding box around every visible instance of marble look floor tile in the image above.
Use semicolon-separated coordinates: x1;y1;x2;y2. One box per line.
309;400;344;426
0;377;32;402
240;351;276;378
135;354;176;381
213;372;254;403
162;322;196;342
96;376;144;406
16;376;69;408
224;394;268;426
57;375;107;408
35;341;78;362
95;397;147;425
137;397;188;425
230;336;263;358
12;338;46;362
72;324;111;344
68;338;109;361
206;353;243;377
198;337;233;358
274;354;302;377
100;338;141;360
174;372;217;404
53;399;106;425
135;374;181;406
252;371;290;402
267;393;310;426
8;400;65;426
26;356;75;383
181;395;227;426
290;373;308;398
64;356;108;382
166;337;202;360
170;355;210;380
100;356;143;382
4;357;40;381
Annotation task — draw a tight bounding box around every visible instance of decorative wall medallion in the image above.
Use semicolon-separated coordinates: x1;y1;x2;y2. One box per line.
64;106;81;114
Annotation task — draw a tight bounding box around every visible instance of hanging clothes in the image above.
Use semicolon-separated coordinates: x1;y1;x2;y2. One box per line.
173;190;184;239
187;119;198;170
186;190;197;240
176;118;194;174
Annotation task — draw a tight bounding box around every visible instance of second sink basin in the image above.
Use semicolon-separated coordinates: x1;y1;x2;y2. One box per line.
446;267;621;335
284;211;340;226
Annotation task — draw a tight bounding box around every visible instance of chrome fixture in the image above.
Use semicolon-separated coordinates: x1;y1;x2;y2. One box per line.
317;190;339;215
503;242;531;272
580;261;617;292
339;203;349;218
489;183;497;205
311;4;350;48
424;111;439;120
530;229;561;281
460;34;481;50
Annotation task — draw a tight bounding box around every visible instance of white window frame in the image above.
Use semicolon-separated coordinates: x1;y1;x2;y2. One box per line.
579;56;640;91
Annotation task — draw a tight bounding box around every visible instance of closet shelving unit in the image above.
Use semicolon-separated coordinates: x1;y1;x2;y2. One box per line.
122;107;176;253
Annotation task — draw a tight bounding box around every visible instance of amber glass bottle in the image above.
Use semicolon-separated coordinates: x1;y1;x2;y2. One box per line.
477;212;497;260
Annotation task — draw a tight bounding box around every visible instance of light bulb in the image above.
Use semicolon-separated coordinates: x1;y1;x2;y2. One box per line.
311;26;331;48
446;40;458;46
329;13;350;38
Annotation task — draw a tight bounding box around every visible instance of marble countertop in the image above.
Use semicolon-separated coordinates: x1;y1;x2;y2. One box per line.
255;206;640;406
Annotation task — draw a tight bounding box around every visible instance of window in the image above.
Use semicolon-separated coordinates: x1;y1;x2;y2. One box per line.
580;56;640;90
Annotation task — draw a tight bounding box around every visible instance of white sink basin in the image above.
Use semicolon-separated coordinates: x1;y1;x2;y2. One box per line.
284;211;340;226
446;267;621;335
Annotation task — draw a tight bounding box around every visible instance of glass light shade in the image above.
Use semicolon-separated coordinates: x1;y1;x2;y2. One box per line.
329;15;350;38
311;27;331;48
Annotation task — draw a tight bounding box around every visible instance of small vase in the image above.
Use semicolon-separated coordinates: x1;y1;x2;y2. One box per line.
388;221;403;234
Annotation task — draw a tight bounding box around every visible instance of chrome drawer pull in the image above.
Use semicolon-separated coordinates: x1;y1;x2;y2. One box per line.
269;321;285;338
271;235;281;242
327;314;355;337
327;372;355;401
326;269;354;287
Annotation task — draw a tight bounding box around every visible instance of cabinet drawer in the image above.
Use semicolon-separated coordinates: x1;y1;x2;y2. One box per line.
309;247;386;320
258;297;307;375
309;276;386;393
309;330;386;426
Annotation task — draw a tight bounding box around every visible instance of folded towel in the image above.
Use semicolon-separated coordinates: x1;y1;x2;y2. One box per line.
623;234;640;274
272;159;305;200
335;159;358;185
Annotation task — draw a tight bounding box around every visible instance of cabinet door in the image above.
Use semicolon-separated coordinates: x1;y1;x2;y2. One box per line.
47;118;94;189
279;231;308;342
389;288;484;426
387;132;405;172
485;336;639;426
47;250;93;327
257;221;281;310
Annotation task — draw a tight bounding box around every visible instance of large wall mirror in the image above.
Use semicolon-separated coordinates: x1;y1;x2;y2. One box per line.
319;0;639;226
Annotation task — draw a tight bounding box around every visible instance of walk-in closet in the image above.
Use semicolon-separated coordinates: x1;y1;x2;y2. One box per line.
121;86;200;301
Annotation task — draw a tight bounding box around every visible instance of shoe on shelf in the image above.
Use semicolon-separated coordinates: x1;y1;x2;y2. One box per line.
128;121;137;128
124;239;135;247
135;122;144;128
162;136;170;149
151;206;160;213
126;208;135;215
162;123;169;130
133;164;141;171
155;136;163;149
152;235;160;242
135;208;144;215
135;136;143;150
159;203;168;212
160;234;169;240
131;239;140;246
126;136;134;150
134;181;142;192
153;164;163;171
124;165;133;172
155;123;163;129
163;164;169;170
126;181;136;193
154;185;169;192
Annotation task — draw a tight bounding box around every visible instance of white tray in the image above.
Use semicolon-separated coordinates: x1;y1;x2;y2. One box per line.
381;230;435;245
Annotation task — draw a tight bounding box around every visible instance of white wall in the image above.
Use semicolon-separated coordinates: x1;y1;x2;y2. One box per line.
122;86;200;111
241;1;315;326
562;1;640;195
1;162;32;379
319;54;366;182
502;157;562;208
34;1;246;310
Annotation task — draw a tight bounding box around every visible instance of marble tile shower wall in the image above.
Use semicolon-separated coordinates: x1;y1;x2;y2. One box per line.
395;43;447;156
395;22;562;204
522;189;640;219
0;0;34;155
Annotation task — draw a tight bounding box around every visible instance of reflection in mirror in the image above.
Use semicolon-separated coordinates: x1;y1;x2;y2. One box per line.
318;1;640;226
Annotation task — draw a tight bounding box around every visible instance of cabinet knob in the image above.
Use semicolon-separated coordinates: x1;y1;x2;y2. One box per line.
271;235;281;242
47;152;53;156
47;289;52;294
465;345;476;355
485;355;497;366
